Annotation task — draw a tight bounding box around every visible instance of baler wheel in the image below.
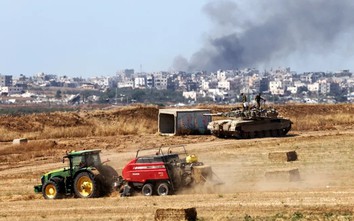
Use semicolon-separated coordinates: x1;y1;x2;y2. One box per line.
156;182;170;196
142;183;153;196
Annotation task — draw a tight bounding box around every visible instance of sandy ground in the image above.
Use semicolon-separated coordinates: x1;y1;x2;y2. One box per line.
1;129;354;220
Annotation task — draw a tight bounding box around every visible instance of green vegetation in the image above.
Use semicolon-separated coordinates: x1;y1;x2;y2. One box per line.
291;211;304;221
99;88;186;104
244;214;255;221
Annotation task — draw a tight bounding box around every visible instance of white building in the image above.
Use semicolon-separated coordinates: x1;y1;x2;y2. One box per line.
216;70;226;81
89;76;110;88
154;72;168;90
0;86;23;95
218;81;231;91
318;79;331;95
201;80;209;90
308;82;319;92
134;77;146;88
118;80;134;88
271;88;285;95
248;74;260;89
182;91;197;101
294;81;306;88
269;81;283;95
287;86;298;94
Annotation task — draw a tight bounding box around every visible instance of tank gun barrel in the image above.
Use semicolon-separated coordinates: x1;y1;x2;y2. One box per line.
203;112;224;116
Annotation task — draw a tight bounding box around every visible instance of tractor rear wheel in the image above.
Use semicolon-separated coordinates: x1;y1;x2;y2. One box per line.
141;183;153;196
42;180;63;199
96;165;119;196
74;172;99;198
156;182;170;196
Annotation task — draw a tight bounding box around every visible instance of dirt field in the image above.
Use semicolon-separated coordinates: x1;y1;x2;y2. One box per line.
1;105;354;220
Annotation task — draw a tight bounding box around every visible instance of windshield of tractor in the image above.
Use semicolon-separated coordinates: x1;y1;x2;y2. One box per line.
71;153;101;168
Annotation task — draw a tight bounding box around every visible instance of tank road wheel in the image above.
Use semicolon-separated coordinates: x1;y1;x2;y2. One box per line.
142;183;154;196
216;133;225;138
264;130;271;137
241;132;250;139
284;126;291;135
249;131;255;139
256;131;264;138
270;130;278;137
240;132;245;139
74;172;99;198
156;182;170;196
277;129;285;137
42;180;63;200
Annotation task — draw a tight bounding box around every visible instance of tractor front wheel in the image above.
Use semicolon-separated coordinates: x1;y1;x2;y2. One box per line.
42;180;63;199
156;182;170;196
141;183;153;196
74;172;99;198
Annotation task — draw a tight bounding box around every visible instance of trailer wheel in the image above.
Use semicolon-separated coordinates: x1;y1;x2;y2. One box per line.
142;183;153;196
156;182;170;196
74;172;99;198
42;180;63;199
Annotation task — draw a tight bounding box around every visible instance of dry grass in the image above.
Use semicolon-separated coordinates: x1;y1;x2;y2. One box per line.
1;127;354;219
92;118;153;136
40;125;95;139
0;105;158;141
2;104;354;220
0;128;23;142
0;140;63;164
292;113;354;130
1;104;354;142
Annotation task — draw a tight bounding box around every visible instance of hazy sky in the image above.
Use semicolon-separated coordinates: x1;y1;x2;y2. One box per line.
1;0;354;77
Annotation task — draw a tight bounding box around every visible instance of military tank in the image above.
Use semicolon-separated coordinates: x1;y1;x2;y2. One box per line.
206;107;292;139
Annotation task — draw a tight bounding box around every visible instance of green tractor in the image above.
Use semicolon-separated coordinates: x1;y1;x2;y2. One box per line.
34;149;121;199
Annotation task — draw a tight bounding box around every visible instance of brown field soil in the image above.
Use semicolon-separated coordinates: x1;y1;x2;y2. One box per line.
1;104;354;220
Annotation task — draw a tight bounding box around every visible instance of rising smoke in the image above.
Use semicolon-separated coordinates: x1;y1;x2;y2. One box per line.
172;0;354;72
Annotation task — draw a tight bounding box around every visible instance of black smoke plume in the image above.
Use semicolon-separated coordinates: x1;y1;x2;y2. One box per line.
172;0;354;72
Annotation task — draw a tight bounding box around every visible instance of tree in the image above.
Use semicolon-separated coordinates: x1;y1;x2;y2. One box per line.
131;90;146;102
296;86;308;95
55;90;62;99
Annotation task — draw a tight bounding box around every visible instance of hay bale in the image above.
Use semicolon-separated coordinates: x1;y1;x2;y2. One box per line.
12;138;28;145
268;151;297;162
155;208;197;221
265;168;301;182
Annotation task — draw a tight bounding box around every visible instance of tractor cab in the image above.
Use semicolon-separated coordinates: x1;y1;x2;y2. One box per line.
65;149;102;170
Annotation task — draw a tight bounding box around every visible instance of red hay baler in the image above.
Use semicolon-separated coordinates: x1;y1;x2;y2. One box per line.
120;145;216;196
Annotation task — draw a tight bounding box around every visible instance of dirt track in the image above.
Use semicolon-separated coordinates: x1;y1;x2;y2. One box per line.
1;128;354;220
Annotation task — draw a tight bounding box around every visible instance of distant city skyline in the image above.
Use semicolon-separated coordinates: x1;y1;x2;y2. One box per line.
1;0;354;77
